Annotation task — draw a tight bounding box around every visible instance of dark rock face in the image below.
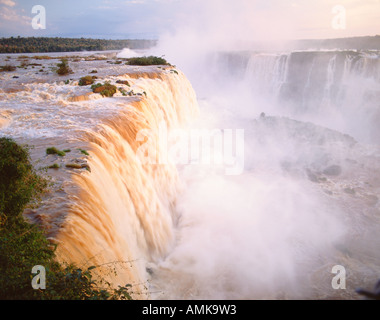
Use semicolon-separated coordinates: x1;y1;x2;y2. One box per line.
323;165;342;176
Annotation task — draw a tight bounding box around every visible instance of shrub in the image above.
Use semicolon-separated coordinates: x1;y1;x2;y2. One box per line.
118;88;128;96
0;138;47;221
46;147;66;157
91;82;117;97
0;65;16;72
33;56;53;60
56;58;72;76
79;149;89;156
125;56;170;66
78;76;96;86
48;163;60;169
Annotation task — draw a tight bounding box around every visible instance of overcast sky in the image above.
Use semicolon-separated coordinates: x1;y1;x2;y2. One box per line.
0;0;379;40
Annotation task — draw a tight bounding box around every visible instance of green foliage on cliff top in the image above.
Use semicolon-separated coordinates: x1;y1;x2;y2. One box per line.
91;81;117;97
125;56;170;66
78;76;97;86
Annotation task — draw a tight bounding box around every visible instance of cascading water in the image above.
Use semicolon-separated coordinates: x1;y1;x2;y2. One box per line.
1;46;380;300
0;56;199;298
54;74;199;293
212;50;380;144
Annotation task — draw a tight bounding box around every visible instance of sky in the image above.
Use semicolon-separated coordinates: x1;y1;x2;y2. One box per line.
0;0;379;40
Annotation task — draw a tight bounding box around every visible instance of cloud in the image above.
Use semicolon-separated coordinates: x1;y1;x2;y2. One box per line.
153;0;380;46
0;0;16;7
1;0;378;39
0;6;29;23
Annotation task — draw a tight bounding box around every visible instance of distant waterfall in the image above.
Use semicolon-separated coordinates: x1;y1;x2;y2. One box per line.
213;50;380;144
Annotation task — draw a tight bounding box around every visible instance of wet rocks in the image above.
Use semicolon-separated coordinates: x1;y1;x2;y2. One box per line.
65;162;91;172
323;165;342;176
307;169;320;183
116;80;130;86
343;187;356;195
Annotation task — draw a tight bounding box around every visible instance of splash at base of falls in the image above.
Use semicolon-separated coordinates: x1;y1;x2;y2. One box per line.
143;47;380;300
147;113;380;300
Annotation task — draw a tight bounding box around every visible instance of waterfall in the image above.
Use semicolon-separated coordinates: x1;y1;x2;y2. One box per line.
213;50;380;144
2;48;380;300
0;64;199;298
54;72;199;296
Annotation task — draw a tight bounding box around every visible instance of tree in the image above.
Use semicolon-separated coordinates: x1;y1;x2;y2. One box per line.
55;58;72;76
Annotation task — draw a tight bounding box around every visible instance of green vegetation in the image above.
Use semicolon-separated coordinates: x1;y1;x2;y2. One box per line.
0;65;16;72
91;82;117;98
78;76;97;86
55;59;72;76
84;56;107;61
118;88;128;96
0;37;156;54
46;147;66;157
79;149;90;156
108;60;123;65
0;138;47;222
118;88;136;97
125;56;170;66
0;137;133;300
48;163;60;169
33;55;53;60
